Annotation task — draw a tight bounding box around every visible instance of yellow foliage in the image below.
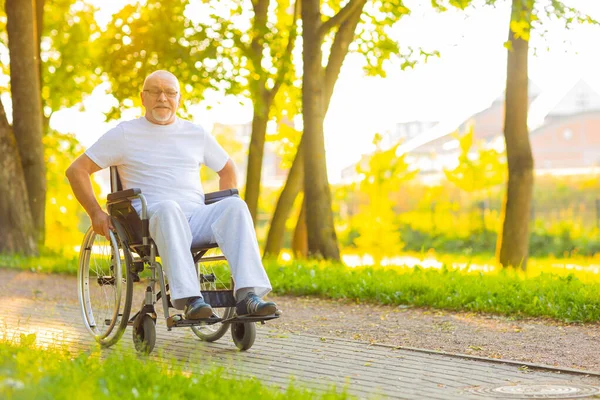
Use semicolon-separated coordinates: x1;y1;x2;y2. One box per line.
351;134;419;264
443;127;506;193
268;122;302;170
201;125;246;193
510;19;531;41
44;130;99;254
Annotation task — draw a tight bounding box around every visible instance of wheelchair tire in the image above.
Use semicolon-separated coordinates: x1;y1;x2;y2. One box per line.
190;307;234;342
78;227;134;348
231;322;256;351
133;314;156;354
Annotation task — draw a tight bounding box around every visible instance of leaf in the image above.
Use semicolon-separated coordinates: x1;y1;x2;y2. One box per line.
19;333;37;347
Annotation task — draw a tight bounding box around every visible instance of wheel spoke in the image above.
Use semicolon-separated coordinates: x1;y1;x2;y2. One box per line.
191;247;233;341
79;228;133;347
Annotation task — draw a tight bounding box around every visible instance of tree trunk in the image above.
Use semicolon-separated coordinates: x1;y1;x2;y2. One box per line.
0;99;37;255
243;0;270;224
301;0;340;260
496;0;534;270
244;108;269;224
37;0;49;132
36;0;45;83
292;198;308;258
7;0;46;246
263;140;304;258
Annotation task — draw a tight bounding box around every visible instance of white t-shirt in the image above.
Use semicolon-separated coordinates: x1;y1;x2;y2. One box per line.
86;117;229;216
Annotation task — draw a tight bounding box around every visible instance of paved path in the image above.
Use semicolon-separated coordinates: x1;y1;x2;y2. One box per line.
1;269;599;399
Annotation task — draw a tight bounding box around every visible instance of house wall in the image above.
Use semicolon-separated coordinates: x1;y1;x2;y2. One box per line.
530;112;600;169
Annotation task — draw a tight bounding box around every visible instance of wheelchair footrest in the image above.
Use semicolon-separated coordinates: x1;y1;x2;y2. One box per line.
200;290;236;308
223;314;280;324
166;314;222;328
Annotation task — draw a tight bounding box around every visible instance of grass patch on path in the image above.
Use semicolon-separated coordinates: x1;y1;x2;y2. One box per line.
0;334;351;399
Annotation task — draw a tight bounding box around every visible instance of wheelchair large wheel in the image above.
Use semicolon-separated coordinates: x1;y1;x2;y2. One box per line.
78;227;133;347
231;322;256;351
191;307;234;342
191;256;234;342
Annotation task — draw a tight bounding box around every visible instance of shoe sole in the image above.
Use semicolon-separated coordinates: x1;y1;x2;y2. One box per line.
185;307;213;320
243;304;277;317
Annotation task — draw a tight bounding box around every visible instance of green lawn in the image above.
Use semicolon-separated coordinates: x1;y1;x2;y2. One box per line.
264;259;600;322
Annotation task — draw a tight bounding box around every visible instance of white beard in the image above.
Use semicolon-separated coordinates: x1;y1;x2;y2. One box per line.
152;109;172;122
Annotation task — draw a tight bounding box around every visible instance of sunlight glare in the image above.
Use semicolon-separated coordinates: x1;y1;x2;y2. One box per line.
280;251;292;262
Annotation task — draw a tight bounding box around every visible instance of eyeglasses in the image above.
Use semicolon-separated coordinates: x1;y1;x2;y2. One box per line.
143;89;179;98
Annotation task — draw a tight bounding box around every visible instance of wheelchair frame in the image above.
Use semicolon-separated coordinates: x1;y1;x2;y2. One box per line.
77;166;278;354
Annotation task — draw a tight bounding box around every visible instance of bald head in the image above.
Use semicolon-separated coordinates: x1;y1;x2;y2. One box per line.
140;70;181;125
143;70;180;91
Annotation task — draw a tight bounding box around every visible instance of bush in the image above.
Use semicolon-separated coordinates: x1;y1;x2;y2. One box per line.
398;225;600;258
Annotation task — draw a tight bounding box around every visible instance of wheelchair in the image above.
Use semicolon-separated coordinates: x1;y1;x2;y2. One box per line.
77;166;279;354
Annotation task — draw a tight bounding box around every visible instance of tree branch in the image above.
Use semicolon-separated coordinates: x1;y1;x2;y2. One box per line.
318;0;364;39
267;0;300;103
249;0;269;70
324;1;365;110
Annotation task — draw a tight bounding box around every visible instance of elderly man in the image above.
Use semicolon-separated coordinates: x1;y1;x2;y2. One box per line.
66;70;276;320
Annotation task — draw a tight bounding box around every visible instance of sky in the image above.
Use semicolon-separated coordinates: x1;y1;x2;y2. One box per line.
44;0;600;183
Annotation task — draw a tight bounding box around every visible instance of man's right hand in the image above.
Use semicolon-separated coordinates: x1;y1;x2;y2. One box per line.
91;210;114;241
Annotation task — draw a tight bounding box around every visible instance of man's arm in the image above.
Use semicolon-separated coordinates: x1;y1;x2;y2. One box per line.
217;158;238;190
65;154;114;240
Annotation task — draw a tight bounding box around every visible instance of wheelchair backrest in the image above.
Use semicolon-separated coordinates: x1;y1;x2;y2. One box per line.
110;166;123;193
108;166;147;253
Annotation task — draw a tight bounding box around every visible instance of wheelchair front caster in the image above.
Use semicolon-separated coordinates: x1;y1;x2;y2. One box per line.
231;322;256;351
133;315;156;354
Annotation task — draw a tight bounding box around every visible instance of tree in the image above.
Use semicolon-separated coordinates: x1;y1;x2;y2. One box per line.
263;137;304;257
266;0;436;260
5;0;46;248
495;0;595;269
0;0;100;254
242;0;300;224
496;0;535;269
0;98;36;255
301;0;419;260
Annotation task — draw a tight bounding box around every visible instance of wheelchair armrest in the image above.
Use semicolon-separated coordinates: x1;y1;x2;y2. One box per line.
107;188;141;203
205;189;239;205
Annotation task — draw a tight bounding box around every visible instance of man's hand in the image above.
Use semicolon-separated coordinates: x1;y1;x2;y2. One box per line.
91;210;114;241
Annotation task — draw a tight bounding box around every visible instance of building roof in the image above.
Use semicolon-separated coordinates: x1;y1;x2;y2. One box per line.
396;78;600;157
530;109;600;137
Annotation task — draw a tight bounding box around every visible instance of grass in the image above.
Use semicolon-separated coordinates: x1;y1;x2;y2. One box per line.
2;250;600;322
0;250;78;275
0;334;352;400
263;259;600;323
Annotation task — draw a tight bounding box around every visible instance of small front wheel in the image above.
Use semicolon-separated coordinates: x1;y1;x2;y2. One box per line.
133;315;156;354
231;322;255;351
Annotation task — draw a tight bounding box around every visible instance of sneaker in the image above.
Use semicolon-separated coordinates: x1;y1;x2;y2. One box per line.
184;296;213;320
236;292;277;316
